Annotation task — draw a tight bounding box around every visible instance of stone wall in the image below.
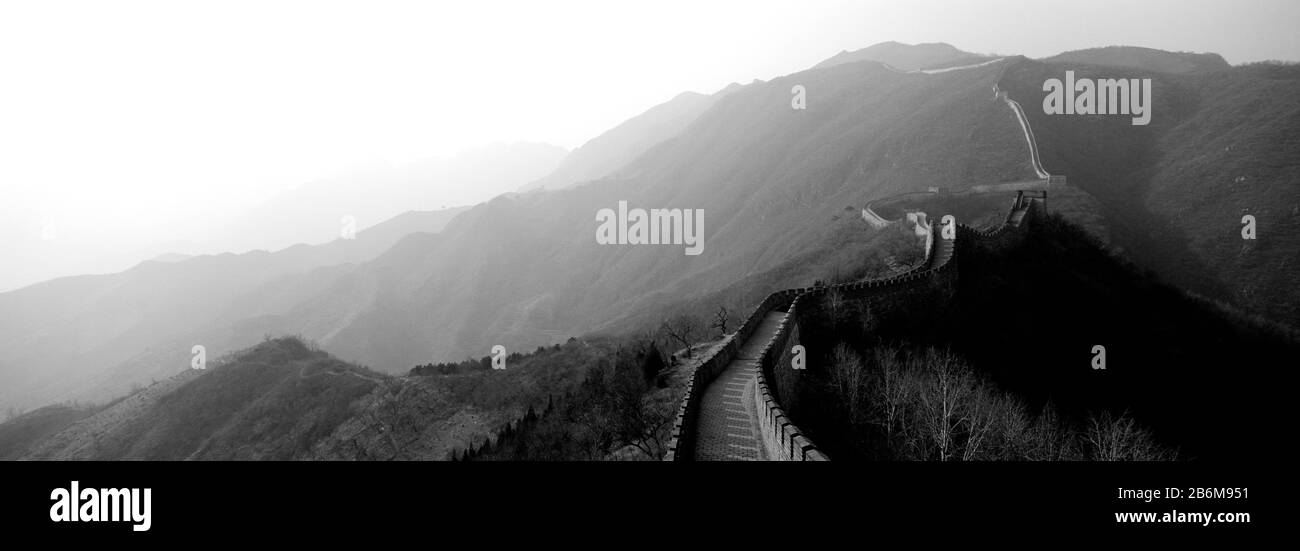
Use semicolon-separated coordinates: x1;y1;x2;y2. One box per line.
665;197;1043;461
752;302;828;461
664;289;798;460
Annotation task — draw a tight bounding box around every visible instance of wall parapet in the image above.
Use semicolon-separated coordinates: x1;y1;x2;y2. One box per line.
665;289;796;460
665;195;1042;461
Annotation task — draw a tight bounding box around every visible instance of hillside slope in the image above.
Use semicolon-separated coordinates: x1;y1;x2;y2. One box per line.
998;58;1300;324
1041;45;1230;74
243;57;1042;373
815;41;993;71
214;142;565;254
520;90;725;192
15;338;382;460
3;335;630;461
0;207;465;412
0;404;102;460
790;210;1295;461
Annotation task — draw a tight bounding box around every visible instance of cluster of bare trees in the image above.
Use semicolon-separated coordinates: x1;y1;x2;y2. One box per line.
827;345;1173;461
1085;411;1174;461
343;379;441;460
660;304;732;361
452;338;678;461
568;339;676;458
600;350;676;458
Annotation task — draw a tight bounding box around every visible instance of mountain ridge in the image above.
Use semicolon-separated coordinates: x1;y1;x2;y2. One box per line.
1041;45;1231;74
520;89;733;192
255;57;1041;374
2;42;1295;423
814;41;992;72
0;206;466;412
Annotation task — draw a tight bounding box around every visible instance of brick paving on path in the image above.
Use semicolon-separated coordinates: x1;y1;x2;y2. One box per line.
692;311;785;461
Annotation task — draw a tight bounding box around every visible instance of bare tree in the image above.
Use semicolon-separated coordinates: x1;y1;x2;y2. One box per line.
915;350;972;461
616;390;673;459
872;348;912;439
710;305;731;338
1086;411;1172;461
829;343;865;422
661;313;702;359
997;396;1033;460
365;379;441;460
858;303;878;336
638;330;661;355
1027;401;1076;461
960;384;1002;461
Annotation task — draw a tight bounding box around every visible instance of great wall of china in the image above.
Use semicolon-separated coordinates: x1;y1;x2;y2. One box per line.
666;65;1059;461
665;193;1043;461
862;75;1064;230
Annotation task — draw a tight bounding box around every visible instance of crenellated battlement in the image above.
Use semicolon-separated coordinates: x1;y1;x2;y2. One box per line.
666;194;1043;461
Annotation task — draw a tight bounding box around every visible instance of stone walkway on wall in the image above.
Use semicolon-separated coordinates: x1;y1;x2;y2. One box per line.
693;311;785;461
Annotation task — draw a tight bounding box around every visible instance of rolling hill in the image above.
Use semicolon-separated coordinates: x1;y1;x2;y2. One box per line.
815;41;995;72
0;206;466;412
208;142;566;255
14;337;383;460
3;41;1296;437
235;55;1042;374
3;335;623;461
519;89;729;192
791;209;1296;461
1041;45;1230;75
997;56;1300;324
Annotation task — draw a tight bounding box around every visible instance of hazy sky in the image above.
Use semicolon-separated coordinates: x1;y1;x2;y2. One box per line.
1;0;1297;291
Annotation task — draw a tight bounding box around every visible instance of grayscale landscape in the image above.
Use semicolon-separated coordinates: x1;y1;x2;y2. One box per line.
2;0;1296;464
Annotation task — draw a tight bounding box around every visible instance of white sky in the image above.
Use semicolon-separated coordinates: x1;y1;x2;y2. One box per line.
1;0;1297;291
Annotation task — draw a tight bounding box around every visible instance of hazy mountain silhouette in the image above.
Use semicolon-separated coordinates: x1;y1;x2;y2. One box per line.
519;89;734;192
3;334;630;461
3;42;1296;425
209;142;567;254
261;47;1296;378
1041;45;1230;74
0;207;465;412
814;41;994;71
0;143;564;295
998;58;1300;323
239;56;1041;374
11;337;383;460
145;253;194;264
